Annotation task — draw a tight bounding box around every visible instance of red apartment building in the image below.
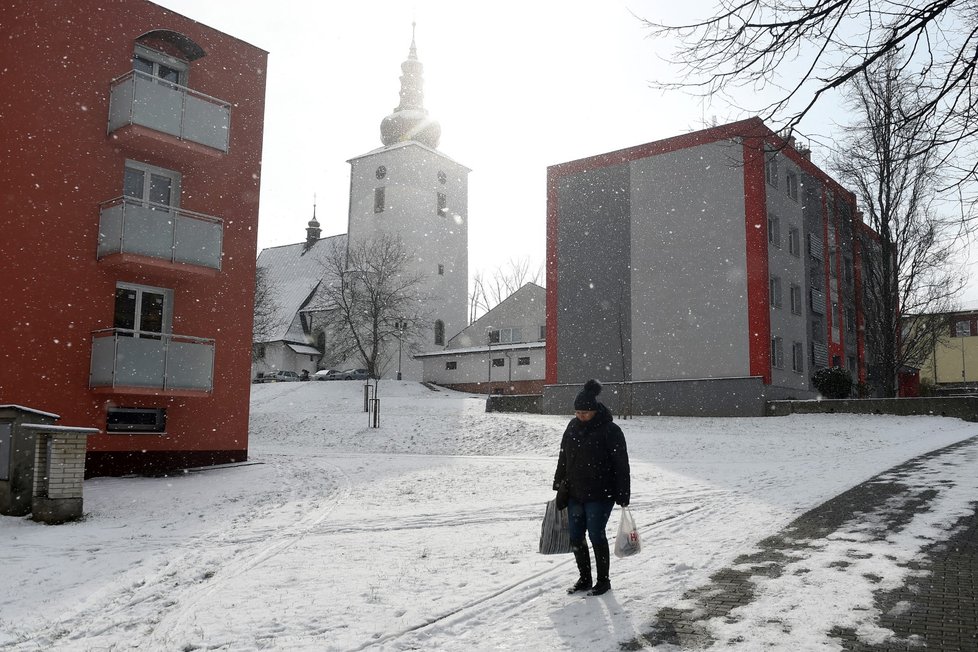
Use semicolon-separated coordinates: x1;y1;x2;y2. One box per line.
544;118;869;416
1;0;267;475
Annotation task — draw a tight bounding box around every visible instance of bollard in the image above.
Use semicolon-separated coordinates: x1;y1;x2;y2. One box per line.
368;398;381;428
363;382;373;413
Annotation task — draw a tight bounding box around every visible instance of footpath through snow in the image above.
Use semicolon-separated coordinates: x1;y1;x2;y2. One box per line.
2;381;976;651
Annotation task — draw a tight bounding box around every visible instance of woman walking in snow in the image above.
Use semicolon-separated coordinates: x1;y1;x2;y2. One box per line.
553;379;630;596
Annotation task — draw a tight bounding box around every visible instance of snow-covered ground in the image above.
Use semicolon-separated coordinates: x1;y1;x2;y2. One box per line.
3;381;976;651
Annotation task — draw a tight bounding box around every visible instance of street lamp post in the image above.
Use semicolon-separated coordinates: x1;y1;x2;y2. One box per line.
395;320;406;381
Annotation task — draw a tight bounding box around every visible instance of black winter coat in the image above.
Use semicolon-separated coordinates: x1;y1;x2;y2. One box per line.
552;404;630;505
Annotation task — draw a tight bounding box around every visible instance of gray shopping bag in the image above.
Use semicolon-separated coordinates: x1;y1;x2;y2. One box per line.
538;498;571;554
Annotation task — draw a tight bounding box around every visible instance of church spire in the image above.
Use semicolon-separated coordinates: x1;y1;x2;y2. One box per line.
380;23;441;148
305;197;321;249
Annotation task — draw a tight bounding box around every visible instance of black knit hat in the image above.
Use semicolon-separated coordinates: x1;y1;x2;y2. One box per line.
574;379;602;411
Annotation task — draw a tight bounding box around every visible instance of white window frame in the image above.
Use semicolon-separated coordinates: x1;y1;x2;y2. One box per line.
114;281;174;336
788;227;801;257
133;43;188;86
765;155;778;187
786;171;799;201
792;341;804;373
790;284;802;315
771;336;784;369
770;276;782;309
124;159;181;208
768;214;781;248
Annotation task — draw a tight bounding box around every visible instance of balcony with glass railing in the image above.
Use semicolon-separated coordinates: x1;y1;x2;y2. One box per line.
108;70;231;153
98;197;223;270
89;329;215;393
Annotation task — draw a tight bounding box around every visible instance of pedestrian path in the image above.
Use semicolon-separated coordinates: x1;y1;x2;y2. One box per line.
625;436;978;651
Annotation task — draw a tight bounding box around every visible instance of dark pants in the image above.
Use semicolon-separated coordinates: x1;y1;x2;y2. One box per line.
567;498;614;545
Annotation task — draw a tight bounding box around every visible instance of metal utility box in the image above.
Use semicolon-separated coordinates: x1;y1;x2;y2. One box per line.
0;405;59;516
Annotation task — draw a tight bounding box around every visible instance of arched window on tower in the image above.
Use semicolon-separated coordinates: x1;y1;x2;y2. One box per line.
434;320;445;346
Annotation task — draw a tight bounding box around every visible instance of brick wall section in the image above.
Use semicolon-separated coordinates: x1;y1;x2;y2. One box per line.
32;434;88;500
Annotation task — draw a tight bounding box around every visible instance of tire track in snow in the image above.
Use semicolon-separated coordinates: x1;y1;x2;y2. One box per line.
342;504;706;652
145;458;354;649
8;457;351;651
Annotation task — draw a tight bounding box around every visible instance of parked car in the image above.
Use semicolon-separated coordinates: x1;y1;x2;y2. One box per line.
257;370;300;383
340;368;370;380
313;369;342;381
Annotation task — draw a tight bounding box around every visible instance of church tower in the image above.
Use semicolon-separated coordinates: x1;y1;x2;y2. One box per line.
346;25;470;380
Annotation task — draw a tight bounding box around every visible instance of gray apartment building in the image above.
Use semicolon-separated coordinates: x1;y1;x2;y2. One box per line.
543;118;869;416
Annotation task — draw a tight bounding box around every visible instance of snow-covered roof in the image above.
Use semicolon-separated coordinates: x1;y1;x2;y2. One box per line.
288;343;322;356
0;405;60;419
414;341;545;358
256;234;346;343
346;140;471;172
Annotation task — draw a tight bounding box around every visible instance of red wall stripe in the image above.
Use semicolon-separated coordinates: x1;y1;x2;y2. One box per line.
545;168;559;385
742;137;772;383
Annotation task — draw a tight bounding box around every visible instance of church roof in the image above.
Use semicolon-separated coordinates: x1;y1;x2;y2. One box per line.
256;233;347;343
346;139;471;171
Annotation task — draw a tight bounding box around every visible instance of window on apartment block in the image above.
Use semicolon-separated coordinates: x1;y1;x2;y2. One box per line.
788;227;801;257
844;257;854;286
955;319;971;337
124;160;180;208
438;264;444;276
786;172;799;201
792;341;804;373
790;284;802;315
770;276;782;308
518;356;531;366
771;336;784;369
434;319;445;346
445;361;457;370
768;214;781;248
254;344;266;360
374;187;385;213
133;44;186;86
492;358;505;367
765;155;778;187
539;325;546;340
437;192;448;217
106;407;166;433
845;307;856;333
848;356;856;371
114;282;172;337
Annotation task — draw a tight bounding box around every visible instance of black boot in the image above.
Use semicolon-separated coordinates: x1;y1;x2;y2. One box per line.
567;539;592;594
588;539;611;596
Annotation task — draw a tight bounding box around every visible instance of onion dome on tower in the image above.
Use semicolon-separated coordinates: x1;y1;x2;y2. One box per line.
380;23;441;149
304;200;321;250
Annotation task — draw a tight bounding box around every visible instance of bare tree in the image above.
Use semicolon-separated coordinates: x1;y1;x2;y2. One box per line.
310;235;430;378
644;1;978;193
832;53;965;396
469;257;544;322
252;266;283;361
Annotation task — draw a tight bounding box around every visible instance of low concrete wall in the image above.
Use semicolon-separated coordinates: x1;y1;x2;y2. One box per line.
767;396;978;422
542;377;774;417
486;394;542;414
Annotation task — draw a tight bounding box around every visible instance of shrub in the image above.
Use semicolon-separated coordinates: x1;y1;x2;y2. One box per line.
812;366;853;399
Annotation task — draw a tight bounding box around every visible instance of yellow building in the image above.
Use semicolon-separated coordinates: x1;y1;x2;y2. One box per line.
918;311;978;388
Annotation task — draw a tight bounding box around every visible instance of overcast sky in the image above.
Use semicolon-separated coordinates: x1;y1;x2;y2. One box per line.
154;0;978;304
